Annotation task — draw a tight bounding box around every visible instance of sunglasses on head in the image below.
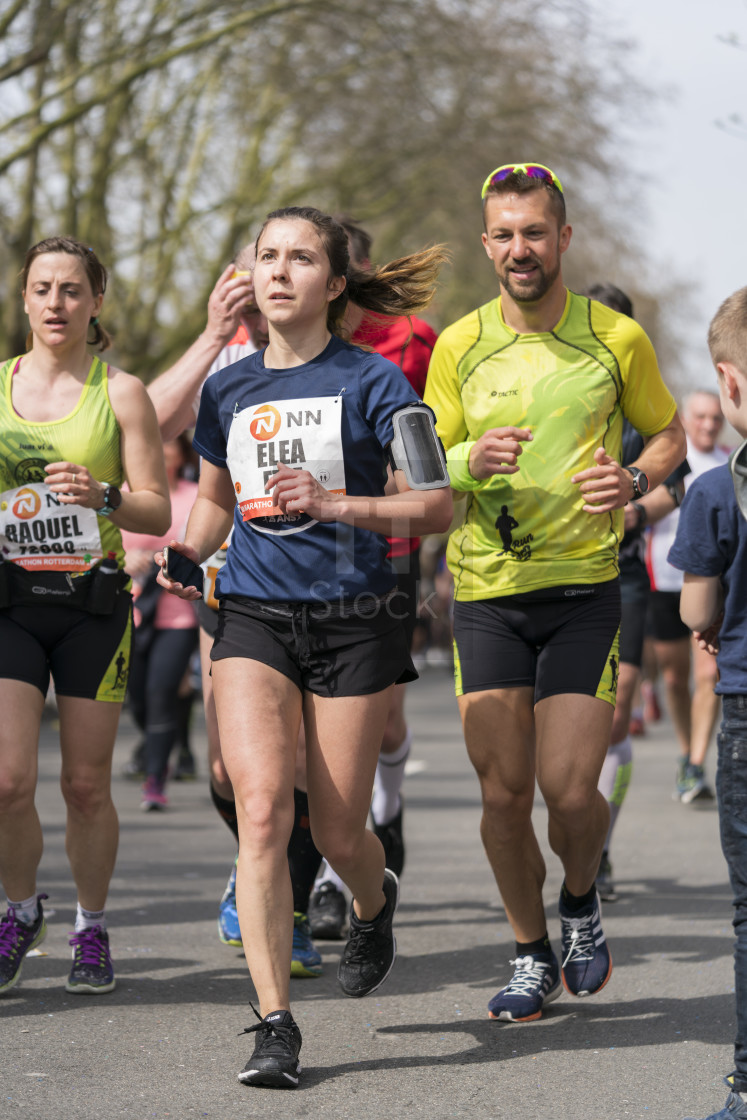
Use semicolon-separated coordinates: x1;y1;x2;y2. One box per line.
481;163;564;200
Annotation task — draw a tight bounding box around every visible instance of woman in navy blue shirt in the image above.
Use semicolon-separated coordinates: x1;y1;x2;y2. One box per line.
160;207;451;1089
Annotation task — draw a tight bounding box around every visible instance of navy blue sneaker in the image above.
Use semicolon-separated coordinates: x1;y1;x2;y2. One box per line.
290;912;322;978
238;1006;302;1089
559;889;612;996
0;896;48;994
218;857;242;947
683;1078;747;1118
66;926;116;993
488;952;561;1021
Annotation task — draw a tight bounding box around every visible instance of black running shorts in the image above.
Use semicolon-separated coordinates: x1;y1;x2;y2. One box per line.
646;589;690;642
0;593;133;702
452;580;621;706
200;557;421;652
196;596;219;639
618;592;648;669
211;592;418;697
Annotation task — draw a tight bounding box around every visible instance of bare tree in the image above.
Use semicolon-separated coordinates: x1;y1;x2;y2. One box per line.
0;0;673;378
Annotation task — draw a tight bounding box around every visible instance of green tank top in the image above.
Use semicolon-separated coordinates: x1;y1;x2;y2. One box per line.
0;355;125;571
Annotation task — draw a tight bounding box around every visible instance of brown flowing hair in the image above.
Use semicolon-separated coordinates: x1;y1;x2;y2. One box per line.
255;207;449;337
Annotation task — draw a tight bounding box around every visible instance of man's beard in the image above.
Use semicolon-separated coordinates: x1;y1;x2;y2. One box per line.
499;256;559;304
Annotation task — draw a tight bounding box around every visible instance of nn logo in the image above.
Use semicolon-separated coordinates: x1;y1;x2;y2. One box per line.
12;487;41;520
249;405;281;441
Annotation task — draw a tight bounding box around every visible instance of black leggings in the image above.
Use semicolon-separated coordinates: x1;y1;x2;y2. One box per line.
128;627;198;780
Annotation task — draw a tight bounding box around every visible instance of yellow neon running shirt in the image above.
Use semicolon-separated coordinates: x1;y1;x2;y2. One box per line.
0;355;125;570
424;290;677;601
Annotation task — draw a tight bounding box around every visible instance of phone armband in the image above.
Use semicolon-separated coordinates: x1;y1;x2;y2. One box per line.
388;404;449;490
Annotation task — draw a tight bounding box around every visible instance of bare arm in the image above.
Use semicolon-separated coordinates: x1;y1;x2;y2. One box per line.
572;413;687;514
155;461;235;599
147;266;254;439
268;463;453;537
680;572;723;634
46;371;171;535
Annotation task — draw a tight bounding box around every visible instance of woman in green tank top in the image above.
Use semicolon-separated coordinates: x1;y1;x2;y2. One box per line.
0;237;170;997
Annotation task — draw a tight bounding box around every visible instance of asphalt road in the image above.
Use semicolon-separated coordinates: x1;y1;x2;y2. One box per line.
0;666;735;1120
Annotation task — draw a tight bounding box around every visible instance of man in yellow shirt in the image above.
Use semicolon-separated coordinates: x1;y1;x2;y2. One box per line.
424;163;685;1021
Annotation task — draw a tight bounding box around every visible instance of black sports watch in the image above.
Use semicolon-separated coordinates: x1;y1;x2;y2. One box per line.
625;466;650;500
95;484;122;517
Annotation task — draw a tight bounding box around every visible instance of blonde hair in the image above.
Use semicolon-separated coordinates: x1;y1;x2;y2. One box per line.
708;286;747;377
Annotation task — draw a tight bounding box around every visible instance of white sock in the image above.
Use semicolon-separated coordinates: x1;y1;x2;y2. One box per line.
371;730;412;825
75;904;106;932
597;734;633;850
314;860;345;892
8;894;39;926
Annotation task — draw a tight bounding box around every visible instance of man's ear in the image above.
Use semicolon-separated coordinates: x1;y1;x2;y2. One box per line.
559;223;572;255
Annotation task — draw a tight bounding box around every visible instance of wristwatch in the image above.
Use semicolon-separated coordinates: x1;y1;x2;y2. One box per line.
95;484;122;517
625;466;650;500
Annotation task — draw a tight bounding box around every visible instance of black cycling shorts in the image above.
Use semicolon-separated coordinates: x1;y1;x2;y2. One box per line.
0;593;133;702
211;592;417;697
452;580;621;706
618;592;649;669
646;589;690;642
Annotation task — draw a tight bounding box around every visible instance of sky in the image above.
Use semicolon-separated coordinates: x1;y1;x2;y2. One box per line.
588;0;747;392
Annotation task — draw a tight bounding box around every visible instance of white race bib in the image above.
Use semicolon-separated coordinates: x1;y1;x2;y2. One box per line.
226;395;346;536
0;482;102;570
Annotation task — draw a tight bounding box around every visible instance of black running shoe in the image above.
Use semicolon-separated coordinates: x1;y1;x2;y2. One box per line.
308;880;347;940
0;896;48;994
238;1006;302;1089
66;926;116;994
372;805;405;878
338;869;399;998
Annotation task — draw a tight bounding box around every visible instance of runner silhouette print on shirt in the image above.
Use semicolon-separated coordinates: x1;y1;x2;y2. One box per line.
495;505;533;561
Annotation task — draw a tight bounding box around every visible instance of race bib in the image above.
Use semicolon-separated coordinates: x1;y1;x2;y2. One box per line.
226;395;346;536
0;482;102;570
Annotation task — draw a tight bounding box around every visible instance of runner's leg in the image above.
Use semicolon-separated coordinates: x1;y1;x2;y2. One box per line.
212;657;300;1015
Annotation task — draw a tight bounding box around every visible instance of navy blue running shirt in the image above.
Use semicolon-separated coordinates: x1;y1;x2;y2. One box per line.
193;335;420;602
668;463;747;696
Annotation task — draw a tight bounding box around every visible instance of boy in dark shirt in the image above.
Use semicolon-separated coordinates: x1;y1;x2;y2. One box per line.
669;286;747;1120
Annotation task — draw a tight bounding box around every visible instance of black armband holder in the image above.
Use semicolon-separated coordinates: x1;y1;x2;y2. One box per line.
387;403;450;490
